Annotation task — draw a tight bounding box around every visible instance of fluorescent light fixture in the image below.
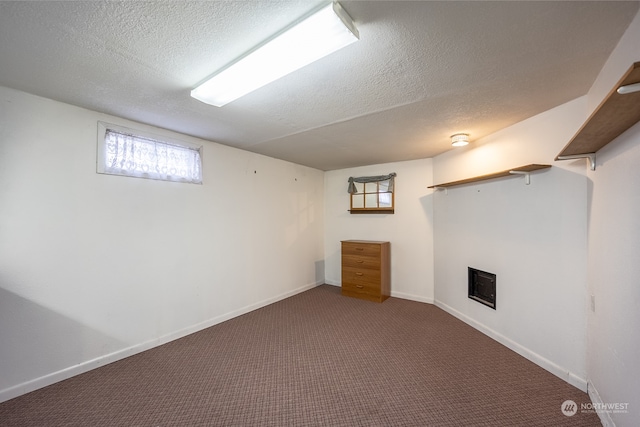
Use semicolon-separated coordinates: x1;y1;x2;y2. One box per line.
191;2;359;107
617;82;640;95
451;133;470;147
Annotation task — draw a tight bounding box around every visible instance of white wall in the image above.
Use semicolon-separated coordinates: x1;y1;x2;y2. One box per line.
432;98;590;390
0;86;325;402
585;9;640;427
324;159;434;303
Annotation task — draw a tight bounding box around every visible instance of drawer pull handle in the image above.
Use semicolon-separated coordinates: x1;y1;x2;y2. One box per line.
355;272;363;276
355;247;364;251
356;260;364;263
356;285;364;289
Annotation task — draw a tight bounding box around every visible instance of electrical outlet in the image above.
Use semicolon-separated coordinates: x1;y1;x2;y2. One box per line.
591;295;596;312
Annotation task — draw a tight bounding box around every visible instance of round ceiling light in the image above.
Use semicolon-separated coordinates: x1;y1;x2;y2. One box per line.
451;133;470;147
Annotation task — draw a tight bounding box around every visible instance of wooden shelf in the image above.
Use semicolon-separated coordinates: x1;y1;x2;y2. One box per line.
428;164;551;189
556;62;640;161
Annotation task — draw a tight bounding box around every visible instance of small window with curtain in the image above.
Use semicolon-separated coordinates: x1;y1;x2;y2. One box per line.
347;173;396;214
97;121;203;184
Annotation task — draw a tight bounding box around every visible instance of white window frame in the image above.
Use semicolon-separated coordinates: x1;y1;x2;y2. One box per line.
97;121;203;184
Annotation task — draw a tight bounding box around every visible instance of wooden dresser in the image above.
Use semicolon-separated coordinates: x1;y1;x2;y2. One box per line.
341;240;390;303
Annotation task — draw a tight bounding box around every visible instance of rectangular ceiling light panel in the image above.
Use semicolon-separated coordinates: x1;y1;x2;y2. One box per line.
191;2;359;107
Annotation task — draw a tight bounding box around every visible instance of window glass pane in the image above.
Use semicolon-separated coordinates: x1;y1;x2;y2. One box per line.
98;123;202;184
379;192;392;207
348;175;395;212
364;182;377;193
352;194;364;208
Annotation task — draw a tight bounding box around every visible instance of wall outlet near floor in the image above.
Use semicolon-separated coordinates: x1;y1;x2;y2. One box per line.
590;294;596;312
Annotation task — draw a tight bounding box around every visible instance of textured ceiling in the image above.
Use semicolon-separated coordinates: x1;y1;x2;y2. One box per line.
0;1;638;170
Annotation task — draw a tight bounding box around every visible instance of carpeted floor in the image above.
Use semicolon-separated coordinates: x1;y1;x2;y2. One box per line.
0;284;600;426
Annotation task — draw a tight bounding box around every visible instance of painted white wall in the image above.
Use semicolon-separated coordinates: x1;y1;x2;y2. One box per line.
584;9;640;427
0;86;325;402
432;98;590;390
586;124;640;426
324;159;434;303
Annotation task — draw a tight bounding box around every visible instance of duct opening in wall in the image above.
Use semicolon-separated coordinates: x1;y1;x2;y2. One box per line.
468;267;496;309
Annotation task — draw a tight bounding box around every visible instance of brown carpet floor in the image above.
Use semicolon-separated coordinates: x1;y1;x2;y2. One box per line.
0;284;600;426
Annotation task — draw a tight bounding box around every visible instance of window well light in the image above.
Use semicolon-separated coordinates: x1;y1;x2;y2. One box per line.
451;133;470;147
191;2;359;107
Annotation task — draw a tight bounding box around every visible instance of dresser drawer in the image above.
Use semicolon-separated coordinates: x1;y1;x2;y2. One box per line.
342;254;381;270
342;267;381;286
342;242;381;258
341;281;380;299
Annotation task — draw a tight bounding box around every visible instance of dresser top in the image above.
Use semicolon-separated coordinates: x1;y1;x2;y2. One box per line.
342;240;389;244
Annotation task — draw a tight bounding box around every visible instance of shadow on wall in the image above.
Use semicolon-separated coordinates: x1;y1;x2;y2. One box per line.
315;259;325;284
0;286;124;394
420;192;434;222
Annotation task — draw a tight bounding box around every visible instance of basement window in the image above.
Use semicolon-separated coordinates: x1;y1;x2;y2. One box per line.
97;122;202;184
347;173;396;214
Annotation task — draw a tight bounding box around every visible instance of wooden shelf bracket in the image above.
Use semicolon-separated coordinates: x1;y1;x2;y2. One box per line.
556;153;596;171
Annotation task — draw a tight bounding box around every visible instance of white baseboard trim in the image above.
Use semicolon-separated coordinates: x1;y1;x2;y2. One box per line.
435;299;587;392
588;380;615;427
391;290;434;304
0;281;321;404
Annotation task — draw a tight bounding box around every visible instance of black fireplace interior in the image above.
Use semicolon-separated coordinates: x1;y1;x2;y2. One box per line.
468;267;496;309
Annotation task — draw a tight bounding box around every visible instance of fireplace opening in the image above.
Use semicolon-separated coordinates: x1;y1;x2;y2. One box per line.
468;267;496;309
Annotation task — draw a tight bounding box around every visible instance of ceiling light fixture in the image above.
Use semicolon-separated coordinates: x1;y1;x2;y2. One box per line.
451;133;470;147
617;82;640;95
191;2;359;107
